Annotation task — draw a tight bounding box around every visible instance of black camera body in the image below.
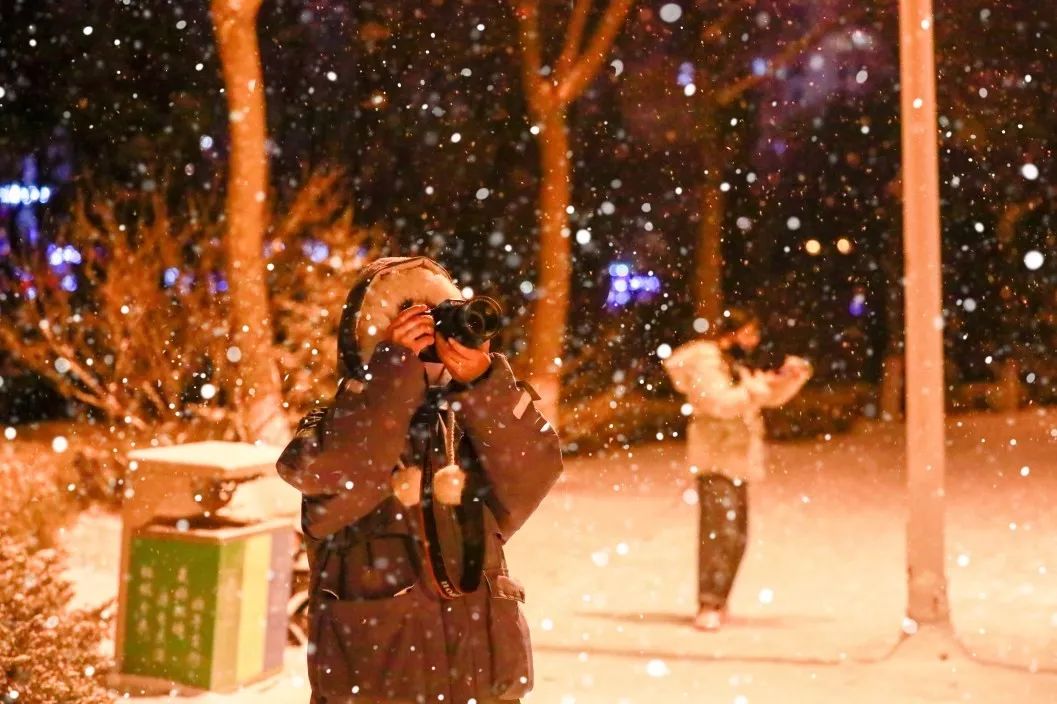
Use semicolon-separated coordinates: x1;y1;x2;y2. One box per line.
419;296;504;362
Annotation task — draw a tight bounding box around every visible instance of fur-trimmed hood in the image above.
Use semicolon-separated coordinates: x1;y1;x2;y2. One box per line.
337;257;462;381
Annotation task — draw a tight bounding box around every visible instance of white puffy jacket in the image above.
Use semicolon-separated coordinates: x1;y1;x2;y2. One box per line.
664;340;810;481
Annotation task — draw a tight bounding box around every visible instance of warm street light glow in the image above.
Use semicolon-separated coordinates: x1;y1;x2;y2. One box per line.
805;239;822;255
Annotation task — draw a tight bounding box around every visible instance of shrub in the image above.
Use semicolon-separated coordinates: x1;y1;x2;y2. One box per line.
0;170;379;445
0;537;111;704
0;455;111;703
266;172;385;415
0;456;75;551
763;382;869;440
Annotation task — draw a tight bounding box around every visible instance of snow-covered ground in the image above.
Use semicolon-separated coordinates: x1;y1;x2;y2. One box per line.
64;409;1057;702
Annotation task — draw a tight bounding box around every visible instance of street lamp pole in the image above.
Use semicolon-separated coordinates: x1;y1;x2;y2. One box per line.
898;0;950;624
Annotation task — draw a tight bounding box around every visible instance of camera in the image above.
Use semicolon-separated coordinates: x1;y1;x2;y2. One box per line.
419;296;504;362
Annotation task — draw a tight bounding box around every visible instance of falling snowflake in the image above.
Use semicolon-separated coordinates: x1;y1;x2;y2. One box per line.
659;4;683;23
645;659;670;677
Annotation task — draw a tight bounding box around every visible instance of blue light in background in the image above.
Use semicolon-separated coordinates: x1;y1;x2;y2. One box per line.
63;245;82;264
629;274;661;293
849;292;867;317
46;244;64;267
302;239;330;264
606;261;662;308
44;243;82;269
163;267;180;288
0;183;53;206
676;62;695;87
210;271;229;294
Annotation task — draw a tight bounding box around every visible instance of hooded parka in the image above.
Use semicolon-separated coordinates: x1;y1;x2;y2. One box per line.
277;257;562;704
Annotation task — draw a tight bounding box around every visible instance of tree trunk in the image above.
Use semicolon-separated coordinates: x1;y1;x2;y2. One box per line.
511;0;634;427
992;198;1038;412
211;0;290;445
994;357;1022;412
879;353;904;420
525;110;571;424
694;137;725;326
880;219;905;421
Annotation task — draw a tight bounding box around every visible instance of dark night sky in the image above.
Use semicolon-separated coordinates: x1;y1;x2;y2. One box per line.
0;0;1054;397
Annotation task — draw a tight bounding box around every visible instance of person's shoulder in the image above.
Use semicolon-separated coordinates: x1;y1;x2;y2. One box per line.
672;339;722;358
667;339;722;369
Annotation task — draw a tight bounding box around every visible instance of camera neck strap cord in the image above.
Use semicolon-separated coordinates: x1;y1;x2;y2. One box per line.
416;406;485;600
439;408;456;467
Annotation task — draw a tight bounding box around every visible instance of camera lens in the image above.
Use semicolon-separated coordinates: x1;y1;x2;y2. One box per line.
420;296;504;359
461;298;502;339
465;310;487;334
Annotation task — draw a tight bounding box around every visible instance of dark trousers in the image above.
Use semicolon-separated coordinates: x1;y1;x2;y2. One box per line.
697;473;749;610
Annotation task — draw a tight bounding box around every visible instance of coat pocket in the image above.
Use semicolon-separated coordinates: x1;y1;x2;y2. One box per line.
485;572;533;700
344;535;419;600
310;586;432;701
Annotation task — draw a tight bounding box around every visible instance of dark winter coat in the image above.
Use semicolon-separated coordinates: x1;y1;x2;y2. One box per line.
276;258;563;704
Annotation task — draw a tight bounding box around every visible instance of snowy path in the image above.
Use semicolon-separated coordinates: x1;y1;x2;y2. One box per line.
64;410;1057;701
515;410;1057;673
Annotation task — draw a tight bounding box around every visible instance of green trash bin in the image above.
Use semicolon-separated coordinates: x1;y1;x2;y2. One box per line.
120;517;292;691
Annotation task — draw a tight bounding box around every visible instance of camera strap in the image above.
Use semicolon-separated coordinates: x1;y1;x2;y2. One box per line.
416;407;485;600
437;409;457;467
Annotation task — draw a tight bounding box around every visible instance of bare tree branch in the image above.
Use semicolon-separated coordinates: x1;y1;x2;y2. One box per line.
701;0;750;44
557;0;634;104
512;0;550;117
271;169;346;242
0;321;132;424
556;0;593;79
715;19;836;106
997;195;1044;246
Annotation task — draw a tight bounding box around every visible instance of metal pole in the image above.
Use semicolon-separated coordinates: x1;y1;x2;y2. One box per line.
898;0;949;623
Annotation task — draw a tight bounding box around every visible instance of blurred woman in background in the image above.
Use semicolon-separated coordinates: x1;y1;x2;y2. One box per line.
664;308;813;631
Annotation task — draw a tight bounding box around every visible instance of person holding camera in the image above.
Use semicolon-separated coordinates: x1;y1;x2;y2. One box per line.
664;308;812;632
277;257;562;704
